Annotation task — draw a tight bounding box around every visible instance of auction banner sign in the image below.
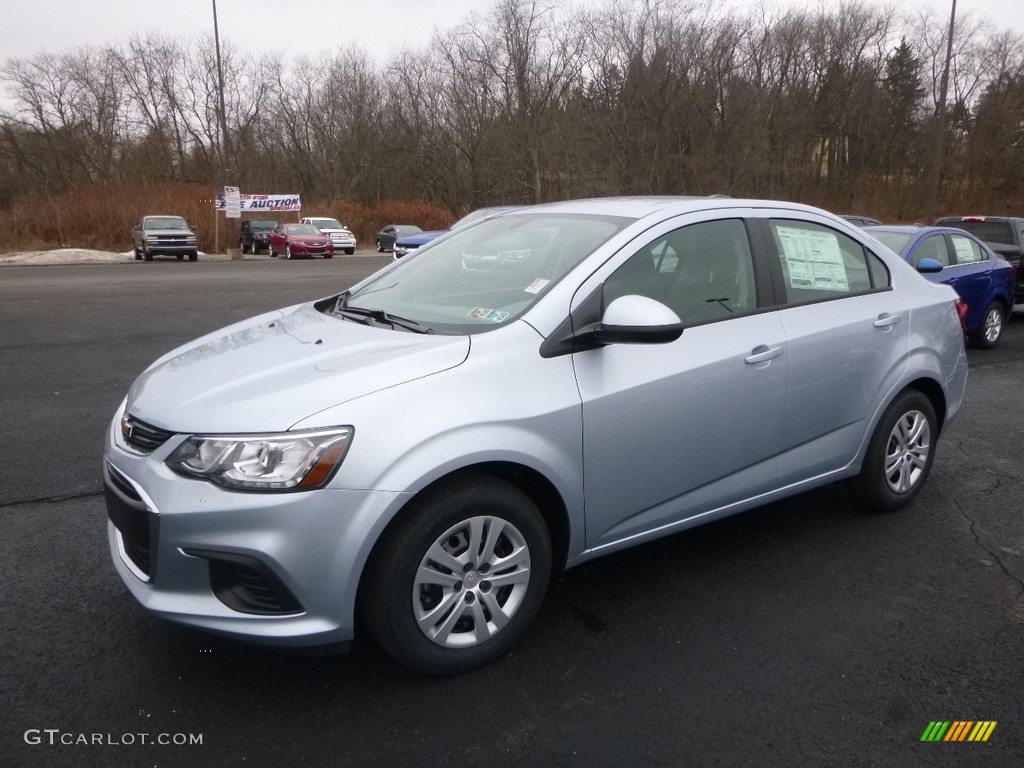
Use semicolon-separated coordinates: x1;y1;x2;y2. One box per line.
214;194;302;212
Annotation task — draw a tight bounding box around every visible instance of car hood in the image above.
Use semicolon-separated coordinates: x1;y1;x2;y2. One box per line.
125;302;470;433
396;231;446;246
314;227;353;235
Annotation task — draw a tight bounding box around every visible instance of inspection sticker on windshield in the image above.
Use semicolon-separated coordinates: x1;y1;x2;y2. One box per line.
776;226;849;291
468;307;511;322
524;278;551;294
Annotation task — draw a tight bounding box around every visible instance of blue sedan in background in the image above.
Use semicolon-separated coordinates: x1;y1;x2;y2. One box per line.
392;206;520;260
866;225;1015;348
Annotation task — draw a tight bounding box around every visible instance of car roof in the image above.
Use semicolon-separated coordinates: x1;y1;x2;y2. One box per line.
511;196;830;221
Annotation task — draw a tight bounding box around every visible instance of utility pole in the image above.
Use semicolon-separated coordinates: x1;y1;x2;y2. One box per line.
212;0;230;166
212;0;239;257
922;0;957;221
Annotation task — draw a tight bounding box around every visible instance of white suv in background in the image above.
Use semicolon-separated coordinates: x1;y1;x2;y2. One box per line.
300;216;357;255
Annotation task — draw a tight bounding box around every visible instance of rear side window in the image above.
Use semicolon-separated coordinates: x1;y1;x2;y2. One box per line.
769;220;890;304
948;235;985;265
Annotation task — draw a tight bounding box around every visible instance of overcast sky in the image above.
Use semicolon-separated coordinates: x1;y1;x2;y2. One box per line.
2;0;1023;107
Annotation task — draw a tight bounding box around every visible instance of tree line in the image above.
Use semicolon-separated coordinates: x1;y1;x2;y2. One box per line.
1;0;1022;226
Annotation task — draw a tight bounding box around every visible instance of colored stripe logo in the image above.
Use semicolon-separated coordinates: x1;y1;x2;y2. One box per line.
920;721;997;742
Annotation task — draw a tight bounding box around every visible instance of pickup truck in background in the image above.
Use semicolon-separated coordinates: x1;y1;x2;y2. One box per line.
935;216;1024;302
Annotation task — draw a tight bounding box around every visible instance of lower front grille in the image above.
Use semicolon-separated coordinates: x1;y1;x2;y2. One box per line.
185;550;303;615
104;481;157;578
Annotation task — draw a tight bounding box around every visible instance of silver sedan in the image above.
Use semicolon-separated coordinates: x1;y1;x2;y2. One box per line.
104;197;967;674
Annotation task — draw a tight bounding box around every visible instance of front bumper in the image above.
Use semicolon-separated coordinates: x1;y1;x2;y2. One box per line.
325;234;357;250
103;407;404;647
143;243;197;255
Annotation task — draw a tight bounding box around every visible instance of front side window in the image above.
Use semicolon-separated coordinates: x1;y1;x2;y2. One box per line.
948;235;984;265
340;213;632;334
911;235;950;267
769;219;889;304
604;219;757;326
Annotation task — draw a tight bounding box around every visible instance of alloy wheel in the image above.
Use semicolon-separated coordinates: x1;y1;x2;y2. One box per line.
883;410;931;493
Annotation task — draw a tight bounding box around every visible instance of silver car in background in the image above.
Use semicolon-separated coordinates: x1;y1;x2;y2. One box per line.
104;197;967;674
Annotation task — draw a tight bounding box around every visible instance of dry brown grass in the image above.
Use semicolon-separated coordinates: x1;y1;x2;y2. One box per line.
0;183;456;254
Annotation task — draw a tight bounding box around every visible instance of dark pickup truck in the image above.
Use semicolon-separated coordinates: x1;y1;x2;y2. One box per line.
935;216;1024;302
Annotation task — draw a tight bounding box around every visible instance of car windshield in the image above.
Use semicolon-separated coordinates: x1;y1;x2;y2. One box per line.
287;225;321;235
248;219;277;230
871;231;913;254
310;219;344;230
146;217;188;230
396;225;422;234
340;213;631;333
938;220;1014;245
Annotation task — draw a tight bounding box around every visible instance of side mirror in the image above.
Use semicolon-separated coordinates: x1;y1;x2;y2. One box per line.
593;295;684;345
916;258;943;274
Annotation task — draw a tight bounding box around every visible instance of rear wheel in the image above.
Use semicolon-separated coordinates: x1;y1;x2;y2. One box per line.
344;247;355;255
971;302;1004;349
241;242;250;254
133;246;141;261
268;243;275;257
362;474;551;675
848;389;937;511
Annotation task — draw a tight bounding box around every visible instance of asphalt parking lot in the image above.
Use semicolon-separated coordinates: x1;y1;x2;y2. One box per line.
2;260;1022;767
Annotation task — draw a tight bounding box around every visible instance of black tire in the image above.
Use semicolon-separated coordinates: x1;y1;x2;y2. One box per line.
285;245;293;260
848;389;937;511
970;301;1004;349
241;242;250;254
344;248;355;256
268;243;275;257
133;246;141;261
361;473;551;675
188;250;198;262
324;252;333;259
176;254;184;260
143;248;153;262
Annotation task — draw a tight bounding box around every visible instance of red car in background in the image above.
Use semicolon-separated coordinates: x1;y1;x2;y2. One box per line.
267;224;334;259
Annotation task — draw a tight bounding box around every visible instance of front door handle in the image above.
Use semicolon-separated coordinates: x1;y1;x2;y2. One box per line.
745;345;783;365
873;313;901;328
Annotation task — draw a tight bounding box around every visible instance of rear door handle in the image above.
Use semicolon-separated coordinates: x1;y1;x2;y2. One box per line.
873;313;901;328
745;345;783;364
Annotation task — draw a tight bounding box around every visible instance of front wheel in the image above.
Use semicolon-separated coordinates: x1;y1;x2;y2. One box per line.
848;389;937;511
362;474;551;675
285;245;293;260
344;247;355;256
133;246;142;261
376;240;384;253
188;250;198;261
971;302;1004;349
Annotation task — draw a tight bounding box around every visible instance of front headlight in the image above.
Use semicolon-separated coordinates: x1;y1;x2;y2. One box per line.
145;235;158;242
186;235;197;242
166;427;353;491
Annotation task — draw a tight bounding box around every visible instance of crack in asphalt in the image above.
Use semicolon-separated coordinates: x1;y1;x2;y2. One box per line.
0;489;103;510
953;473;1024;597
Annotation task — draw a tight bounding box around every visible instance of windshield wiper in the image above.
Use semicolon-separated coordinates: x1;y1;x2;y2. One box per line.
333;304;432;334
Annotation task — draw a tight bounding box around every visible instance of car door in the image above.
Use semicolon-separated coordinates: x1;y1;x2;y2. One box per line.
754;215;909;484
944;233;992;331
270;226;284;252
573;213;788;549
